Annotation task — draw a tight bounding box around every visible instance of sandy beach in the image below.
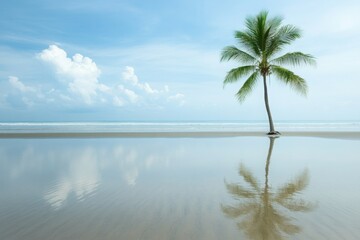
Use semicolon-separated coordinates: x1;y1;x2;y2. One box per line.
1;135;360;240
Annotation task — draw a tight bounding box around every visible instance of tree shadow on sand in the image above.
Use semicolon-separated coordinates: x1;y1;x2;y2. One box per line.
221;137;316;240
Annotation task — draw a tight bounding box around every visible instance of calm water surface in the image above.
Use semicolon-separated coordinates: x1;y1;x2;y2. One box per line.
0;136;359;239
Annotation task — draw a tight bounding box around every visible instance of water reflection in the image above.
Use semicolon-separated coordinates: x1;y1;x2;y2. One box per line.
112;145;170;186
42;143;170;210
221;138;316;240
44;148;100;210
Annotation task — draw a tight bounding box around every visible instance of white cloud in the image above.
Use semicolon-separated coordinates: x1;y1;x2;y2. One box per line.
122;66;138;84
98;83;112;93
38;46;141;108
122;66;159;94
2;46;187;112
37;46;183;109
119;66;186;108
8;76;36;93
6;76;44;107
117;85;139;103
38;45;104;104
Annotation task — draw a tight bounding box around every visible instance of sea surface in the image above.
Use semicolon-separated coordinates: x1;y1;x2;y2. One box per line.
0;132;360;239
1;121;360;133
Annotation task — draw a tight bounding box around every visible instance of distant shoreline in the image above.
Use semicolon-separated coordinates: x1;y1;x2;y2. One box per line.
1;131;360;139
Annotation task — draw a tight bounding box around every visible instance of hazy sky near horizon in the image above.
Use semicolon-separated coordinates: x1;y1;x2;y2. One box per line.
1;0;359;121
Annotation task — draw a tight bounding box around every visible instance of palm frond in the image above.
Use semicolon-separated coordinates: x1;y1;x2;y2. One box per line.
244;14;259;36
221;202;257;219
261;26;272;52
224;181;257;198
255;11;267;52
239;164;260;192
271;52;316;66
236;71;260;102
223;65;256;86
275;169;309;201
220;46;257;64
277;198;316;212
235;31;261;56
271;65;308;95
278;25;301;43
267;15;283;31
267;25;301;57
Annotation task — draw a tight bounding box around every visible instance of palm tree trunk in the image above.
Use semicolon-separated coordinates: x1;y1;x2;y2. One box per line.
265;137;275;189
264;137;275;210
262;74;275;134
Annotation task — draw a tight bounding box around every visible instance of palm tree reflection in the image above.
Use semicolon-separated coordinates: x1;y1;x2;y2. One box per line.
221;138;315;240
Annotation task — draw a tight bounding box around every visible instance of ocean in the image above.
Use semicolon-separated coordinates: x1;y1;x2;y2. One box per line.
1;121;360;133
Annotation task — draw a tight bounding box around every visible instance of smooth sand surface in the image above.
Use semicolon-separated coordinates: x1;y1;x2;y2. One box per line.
1;131;360;139
1;136;360;239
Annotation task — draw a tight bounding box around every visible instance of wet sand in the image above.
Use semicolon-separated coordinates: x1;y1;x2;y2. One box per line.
1;135;360;239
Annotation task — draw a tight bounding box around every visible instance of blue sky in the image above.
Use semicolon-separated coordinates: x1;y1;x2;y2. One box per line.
1;0;360;121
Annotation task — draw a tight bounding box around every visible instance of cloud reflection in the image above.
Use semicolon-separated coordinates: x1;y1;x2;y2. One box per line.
44;148;100;210
42;143;170;210
112;145;169;186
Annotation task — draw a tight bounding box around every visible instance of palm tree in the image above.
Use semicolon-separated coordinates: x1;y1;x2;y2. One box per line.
221;138;316;239
220;11;316;135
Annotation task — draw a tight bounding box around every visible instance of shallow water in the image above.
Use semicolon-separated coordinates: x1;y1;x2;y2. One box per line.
0;136;359;239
